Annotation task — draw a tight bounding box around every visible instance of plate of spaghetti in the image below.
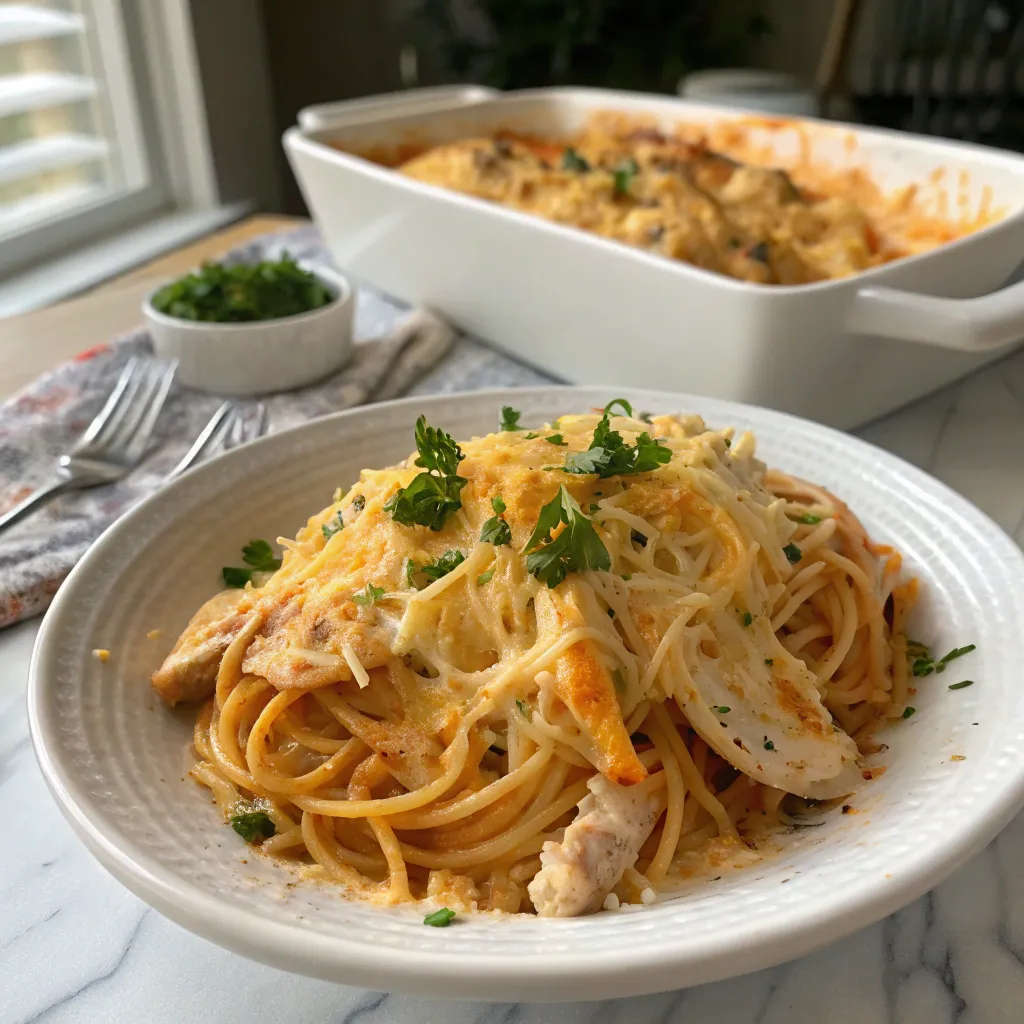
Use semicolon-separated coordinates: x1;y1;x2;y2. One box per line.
29;387;1024;1001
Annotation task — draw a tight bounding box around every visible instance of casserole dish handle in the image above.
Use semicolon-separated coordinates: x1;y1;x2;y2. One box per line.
847;279;1024;352
297;86;500;131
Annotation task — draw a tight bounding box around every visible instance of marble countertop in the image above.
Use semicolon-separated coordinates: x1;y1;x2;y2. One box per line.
4;348;1024;1024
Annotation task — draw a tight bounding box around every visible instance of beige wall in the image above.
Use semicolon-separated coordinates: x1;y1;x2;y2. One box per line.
260;0;405;212
188;0;282;210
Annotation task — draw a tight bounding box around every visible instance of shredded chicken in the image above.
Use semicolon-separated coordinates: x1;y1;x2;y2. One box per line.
151;590;245;706
528;775;660;917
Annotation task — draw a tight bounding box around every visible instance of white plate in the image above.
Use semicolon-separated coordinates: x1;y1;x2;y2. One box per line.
28;386;1024;1002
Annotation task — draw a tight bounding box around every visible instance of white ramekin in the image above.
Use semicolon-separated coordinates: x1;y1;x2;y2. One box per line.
143;262;355;396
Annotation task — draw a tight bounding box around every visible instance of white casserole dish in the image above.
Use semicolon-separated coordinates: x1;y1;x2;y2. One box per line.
284;87;1024;428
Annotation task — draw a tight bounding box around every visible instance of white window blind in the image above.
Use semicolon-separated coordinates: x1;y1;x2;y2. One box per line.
0;0;165;273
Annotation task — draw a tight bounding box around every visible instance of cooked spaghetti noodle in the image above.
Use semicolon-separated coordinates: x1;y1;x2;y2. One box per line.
154;405;915;916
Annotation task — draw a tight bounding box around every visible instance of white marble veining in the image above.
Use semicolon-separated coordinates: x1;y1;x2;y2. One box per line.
4;349;1024;1024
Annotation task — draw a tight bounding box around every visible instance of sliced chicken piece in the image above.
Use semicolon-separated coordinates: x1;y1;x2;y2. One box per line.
529;775;661;917
534;587;646;785
151;590;248;706
678;608;861;800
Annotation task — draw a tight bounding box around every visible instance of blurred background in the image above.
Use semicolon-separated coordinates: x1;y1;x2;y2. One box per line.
2;0;1023;314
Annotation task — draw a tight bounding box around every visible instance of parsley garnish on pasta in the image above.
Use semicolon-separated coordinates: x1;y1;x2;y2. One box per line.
385;416;467;531
499;406;522;431
229;809;276;843
222;539;281;588
524;486;610;588
480;495;512;546
564;399;670;478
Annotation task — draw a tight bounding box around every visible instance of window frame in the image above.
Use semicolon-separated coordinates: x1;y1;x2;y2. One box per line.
0;0;216;280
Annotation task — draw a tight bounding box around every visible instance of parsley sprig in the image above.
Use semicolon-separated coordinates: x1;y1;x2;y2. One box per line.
222;539;281;588
422;550;465;581
499;406;522;431
524;486;610;588
564;398;671;478
353;583;386;606
384;416;468;531
229;808;276;843
406;550;466;589
480;495;511;546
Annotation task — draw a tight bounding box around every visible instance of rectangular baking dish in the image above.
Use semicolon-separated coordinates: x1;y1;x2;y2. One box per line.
284;86;1024;428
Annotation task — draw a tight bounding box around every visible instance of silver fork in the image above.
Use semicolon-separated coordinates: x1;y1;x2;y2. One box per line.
167;401;268;480
0;357;178;534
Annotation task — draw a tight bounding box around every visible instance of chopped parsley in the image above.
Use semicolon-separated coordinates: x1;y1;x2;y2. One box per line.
321;510;344;540
935;644;976;670
712;705;731;714
562;147;590;172
563;399;670;478
794;511;821;525
741;611;753;627
524;432;541;439
902;706;917;719
515;698;531;719
222;539;281;588
352;494;366;513
783;543;802;564
621;573;632;581
764;658;774;667
405;557;416;588
151;254;331;323
545;434;568;446
229;809;276;843
524;485;610;588
480;495;511;546
352;582;386;606
499;406;522;431
909;641;976;677
612;157;639;197
423;908;457;927
948;680;974;690
763;737;775;751
476;566;495;586
384;416;467;531
416;550;466;584
480;517;511;546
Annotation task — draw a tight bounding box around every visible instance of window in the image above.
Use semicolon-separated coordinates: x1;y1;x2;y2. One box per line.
0;0;175;279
